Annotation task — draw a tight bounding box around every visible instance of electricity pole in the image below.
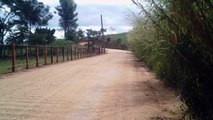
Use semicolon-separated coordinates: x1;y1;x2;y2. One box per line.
100;14;105;40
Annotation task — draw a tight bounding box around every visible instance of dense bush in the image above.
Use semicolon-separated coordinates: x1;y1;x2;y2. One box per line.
129;0;213;119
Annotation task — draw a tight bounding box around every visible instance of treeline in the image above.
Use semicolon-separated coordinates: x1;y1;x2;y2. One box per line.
128;0;213;119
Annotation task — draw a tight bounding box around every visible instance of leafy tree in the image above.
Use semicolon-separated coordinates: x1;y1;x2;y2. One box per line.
28;28;55;45
56;0;78;40
15;0;53;38
0;0;52;45
0;0;17;45
76;29;84;40
86;29;101;39
6;25;29;45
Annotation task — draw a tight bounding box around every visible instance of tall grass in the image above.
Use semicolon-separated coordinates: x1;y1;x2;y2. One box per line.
129;1;213;119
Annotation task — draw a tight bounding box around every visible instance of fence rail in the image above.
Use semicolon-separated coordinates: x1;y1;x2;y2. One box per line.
0;44;105;74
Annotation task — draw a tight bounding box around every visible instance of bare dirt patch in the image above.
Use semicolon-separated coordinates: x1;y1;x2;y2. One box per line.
0;49;181;120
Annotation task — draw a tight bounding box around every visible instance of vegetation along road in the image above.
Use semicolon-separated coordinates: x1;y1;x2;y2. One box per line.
0;49;180;120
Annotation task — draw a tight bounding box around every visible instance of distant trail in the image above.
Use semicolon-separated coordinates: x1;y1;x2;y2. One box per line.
0;49;180;120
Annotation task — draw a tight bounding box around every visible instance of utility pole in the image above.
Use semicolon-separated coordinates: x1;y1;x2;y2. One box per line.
100;14;105;40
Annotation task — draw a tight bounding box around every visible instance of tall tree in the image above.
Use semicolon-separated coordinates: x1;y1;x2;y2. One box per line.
14;0;53;41
56;0;78;40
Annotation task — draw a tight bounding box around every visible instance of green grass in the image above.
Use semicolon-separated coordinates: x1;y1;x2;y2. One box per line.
0;55;68;74
0;53;87;74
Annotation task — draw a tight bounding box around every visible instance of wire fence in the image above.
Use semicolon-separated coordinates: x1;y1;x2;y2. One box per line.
0;44;105;74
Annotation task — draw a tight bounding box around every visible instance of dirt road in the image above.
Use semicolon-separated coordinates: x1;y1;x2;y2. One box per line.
0;49;180;120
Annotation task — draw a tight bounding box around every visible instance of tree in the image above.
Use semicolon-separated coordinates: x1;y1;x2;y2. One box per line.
6;25;29;45
28;28;55;45
76;29;84;40
15;0;53;38
0;0;53;45
0;0;16;45
56;0;78;40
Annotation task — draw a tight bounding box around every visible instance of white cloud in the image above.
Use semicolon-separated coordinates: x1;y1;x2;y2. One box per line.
37;0;136;38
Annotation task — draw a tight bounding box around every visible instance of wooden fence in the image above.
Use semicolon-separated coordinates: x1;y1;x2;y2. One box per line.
0;44;105;74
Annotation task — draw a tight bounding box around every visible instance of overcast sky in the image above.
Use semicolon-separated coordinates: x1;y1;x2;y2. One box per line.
37;0;137;38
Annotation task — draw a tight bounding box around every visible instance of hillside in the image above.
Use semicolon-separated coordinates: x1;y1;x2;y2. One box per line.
105;32;128;44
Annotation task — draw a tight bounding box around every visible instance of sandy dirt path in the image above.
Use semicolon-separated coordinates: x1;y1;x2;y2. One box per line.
0;49;180;120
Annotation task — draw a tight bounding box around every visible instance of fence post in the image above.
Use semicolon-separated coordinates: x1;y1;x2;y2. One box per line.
26;45;29;69
74;46;76;59
78;47;80;59
84;48;85;58
12;43;16;72
36;45;39;67
51;46;53;64
56;46;59;63
83;48;85;58
62;47;65;62
80;47;82;58
67;47;69;61
44;45;47;65
70;46;73;60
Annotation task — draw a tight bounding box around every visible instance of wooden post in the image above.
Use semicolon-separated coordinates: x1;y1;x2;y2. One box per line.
44;45;47;65
70;46;73;60
62;47;65;62
51;46;53;64
78;47;80;59
26;45;29;69
56;46;59;63
74;46;76;59
36;45;39;67
79;47;81;59
84;48;85;57
82;47;85;58
12;43;16;72
67;47;69;61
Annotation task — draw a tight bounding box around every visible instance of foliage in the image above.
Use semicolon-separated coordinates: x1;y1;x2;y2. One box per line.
56;0;78;40
129;0;213;119
28;28;55;45
76;29;85;40
0;0;53;45
0;0;16;45
86;29;101;39
14;0;53;29
6;25;29;45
